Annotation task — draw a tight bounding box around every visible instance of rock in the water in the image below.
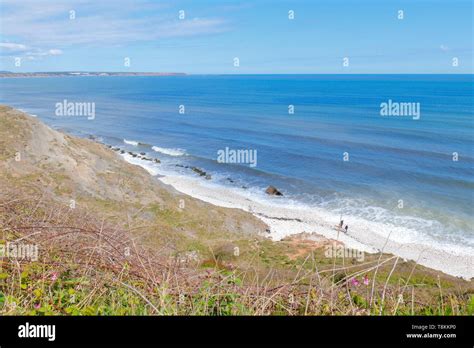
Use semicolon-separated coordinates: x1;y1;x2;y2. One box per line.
265;185;283;196
140;152;146;156
192;167;206;176
205;174;212;180
154;158;161;163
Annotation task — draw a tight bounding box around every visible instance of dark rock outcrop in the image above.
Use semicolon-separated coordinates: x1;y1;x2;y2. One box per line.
265;185;283;196
192;167;206;177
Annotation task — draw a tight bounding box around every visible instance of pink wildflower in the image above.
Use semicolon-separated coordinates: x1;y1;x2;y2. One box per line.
363;275;369;285
350;278;360;286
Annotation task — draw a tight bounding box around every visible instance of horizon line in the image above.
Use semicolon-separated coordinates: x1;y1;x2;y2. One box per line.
1;72;473;75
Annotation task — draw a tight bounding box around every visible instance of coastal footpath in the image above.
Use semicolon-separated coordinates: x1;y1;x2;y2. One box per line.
0;105;472;315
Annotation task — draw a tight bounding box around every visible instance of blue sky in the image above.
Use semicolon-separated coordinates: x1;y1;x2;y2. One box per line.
0;0;472;73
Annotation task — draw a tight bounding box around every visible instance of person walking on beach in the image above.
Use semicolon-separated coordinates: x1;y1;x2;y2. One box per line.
344;225;349;233
339;219;344;229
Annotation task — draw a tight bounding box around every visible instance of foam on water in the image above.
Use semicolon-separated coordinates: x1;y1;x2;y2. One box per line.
120;153;162;176
152;146;187;157
123;139;139;146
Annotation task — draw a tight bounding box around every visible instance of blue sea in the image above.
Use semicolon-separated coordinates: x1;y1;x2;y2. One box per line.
1;74;473;252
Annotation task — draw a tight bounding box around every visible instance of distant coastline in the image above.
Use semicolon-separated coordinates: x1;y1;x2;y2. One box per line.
0;71;187;78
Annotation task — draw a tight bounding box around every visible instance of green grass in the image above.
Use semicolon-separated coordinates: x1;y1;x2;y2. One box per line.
1;191;472;316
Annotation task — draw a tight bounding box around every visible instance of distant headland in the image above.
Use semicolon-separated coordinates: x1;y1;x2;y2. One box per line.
0;71;187;78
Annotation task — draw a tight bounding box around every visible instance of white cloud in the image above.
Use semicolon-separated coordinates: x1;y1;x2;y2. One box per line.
48;49;63;55
0;43;28;51
20;48;64;60
0;0;228;47
440;44;449;52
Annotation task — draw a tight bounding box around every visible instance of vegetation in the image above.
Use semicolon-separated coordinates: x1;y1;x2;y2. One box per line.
1;188;472;316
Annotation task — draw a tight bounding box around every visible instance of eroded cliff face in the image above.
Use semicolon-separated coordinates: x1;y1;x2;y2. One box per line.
0;105;268;249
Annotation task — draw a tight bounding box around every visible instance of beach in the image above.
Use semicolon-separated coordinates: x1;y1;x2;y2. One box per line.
116;150;473;279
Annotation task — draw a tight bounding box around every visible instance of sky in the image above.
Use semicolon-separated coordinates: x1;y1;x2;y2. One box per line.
0;0;472;74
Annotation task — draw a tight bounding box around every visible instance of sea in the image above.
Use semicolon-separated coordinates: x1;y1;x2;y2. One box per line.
1;74;473;261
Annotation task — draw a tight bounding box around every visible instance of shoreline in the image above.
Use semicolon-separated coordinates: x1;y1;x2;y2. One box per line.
117;152;473;280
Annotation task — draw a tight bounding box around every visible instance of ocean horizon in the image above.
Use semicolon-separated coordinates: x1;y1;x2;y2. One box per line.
1;74;473;275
